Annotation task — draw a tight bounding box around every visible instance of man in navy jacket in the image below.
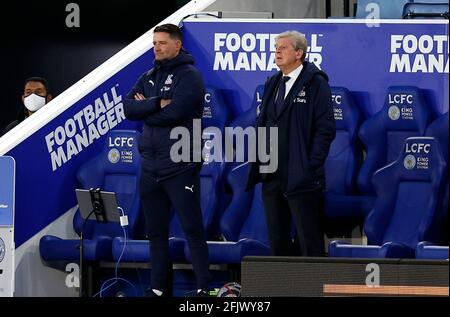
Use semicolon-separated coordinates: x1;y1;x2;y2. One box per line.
124;24;210;297
247;31;336;257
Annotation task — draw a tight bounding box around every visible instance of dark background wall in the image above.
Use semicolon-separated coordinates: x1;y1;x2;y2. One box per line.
0;0;189;133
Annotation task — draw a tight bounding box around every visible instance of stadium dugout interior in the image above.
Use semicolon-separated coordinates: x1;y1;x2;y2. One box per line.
0;0;448;297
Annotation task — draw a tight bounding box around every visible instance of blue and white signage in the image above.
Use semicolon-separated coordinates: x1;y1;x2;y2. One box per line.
182;20;449;118
0;156;14;227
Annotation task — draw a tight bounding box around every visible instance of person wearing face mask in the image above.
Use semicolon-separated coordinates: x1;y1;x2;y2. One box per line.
2;77;53;136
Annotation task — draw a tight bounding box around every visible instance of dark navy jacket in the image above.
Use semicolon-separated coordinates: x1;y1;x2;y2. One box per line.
247;61;336;196
123;51;205;179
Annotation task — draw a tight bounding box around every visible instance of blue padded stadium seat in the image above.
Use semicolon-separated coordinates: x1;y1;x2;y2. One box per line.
326;87;363;196
227;84;264;130
356;0;412;19
185;163;270;264
212;84;264;237
357;86;432;196
184;85;269;264
421;111;449;250
426;112;449;163
329;137;447;258
224;84;264;164
202;85;233;140
324;87;368;236
40;130;142;263
231;84;264;128
416;242;449;260
403;2;449;19
112;86;230;263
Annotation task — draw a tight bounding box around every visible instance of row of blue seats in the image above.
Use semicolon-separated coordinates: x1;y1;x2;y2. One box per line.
220;84;449;259
39;85;449;271
235;84;448;241
39;129;448;270
329;135;448;258
209;84;448;242
39;85;238;266
355;0;449;19
38;129;269;267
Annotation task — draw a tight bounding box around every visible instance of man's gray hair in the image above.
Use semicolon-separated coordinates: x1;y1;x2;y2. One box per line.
276;30;308;57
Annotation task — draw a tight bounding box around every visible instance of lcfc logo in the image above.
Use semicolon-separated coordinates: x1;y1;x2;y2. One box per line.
388;106;401;120
108;148;120;164
404;154;416;170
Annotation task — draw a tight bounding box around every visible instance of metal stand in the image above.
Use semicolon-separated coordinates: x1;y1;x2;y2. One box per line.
79;188;106;297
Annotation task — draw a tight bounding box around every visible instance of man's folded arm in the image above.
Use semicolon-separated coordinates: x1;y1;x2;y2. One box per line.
123;74;161;121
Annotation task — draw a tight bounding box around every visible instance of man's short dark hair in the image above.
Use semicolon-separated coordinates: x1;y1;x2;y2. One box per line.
154;24;183;42
24;77;51;95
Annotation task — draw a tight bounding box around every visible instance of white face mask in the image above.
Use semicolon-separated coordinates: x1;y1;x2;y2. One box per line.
24;93;47;112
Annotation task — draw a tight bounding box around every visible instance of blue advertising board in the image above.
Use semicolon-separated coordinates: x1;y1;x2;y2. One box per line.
182;20;449;118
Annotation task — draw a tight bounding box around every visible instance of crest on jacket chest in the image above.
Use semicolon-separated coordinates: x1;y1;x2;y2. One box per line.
165;74;173;85
161;74;174;92
294;86;307;104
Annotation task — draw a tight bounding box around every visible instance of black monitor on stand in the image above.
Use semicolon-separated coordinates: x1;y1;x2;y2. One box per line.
75;188;122;297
